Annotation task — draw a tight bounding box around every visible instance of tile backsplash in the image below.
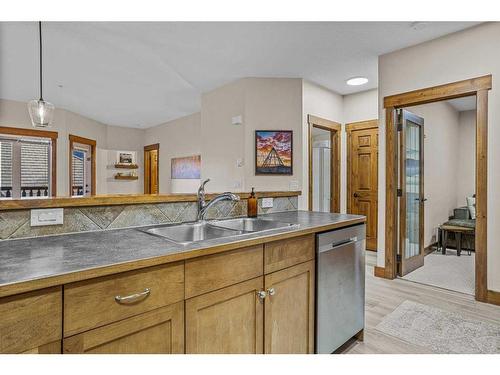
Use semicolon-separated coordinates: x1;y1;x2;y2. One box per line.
0;196;298;240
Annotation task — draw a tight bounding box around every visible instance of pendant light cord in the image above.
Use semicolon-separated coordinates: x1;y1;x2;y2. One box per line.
39;21;43;101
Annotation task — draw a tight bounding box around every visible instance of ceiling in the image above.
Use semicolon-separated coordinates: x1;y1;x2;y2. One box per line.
0;22;480;128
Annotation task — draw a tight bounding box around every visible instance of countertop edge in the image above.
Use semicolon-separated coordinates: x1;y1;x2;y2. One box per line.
0;216;365;298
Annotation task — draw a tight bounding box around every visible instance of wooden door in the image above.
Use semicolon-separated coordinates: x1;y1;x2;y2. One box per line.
63;302;184;354
144;144;159;194
347;120;378;251
398;110;425;276
264;261;315;354
185;277;264;354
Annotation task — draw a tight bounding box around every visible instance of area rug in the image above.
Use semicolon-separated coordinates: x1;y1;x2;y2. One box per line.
376;300;500;353
402;249;474;295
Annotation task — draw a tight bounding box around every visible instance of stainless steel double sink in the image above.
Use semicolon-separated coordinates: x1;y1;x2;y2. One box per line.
138;217;298;245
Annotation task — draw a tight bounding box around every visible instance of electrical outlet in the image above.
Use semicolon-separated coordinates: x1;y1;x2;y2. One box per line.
261;197;274;208
236;158;244;168
31;208;64;227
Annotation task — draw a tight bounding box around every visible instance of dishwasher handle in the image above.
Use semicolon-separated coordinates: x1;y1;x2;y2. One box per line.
319;237;357;253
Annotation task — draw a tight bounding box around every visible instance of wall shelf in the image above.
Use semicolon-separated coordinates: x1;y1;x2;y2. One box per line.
114;175;139;181
114;163;139;169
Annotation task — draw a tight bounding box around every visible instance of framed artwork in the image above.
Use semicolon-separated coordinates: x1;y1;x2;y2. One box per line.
255;130;293;175
171;155;201;179
117;151;135;165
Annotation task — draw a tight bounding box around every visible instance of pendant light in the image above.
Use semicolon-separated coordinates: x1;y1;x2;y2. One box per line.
28;21;55;128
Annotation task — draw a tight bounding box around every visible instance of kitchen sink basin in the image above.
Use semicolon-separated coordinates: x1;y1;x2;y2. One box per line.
210;217;298;233
140;222;243;245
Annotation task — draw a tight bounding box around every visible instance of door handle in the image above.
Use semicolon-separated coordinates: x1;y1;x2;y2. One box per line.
353;193;359;198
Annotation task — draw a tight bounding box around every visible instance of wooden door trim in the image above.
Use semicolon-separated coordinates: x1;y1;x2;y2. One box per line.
345;119;378;214
382;75;491;303
0;126;58;197
307;115;341;212
144;143;160;194
69;134;96;196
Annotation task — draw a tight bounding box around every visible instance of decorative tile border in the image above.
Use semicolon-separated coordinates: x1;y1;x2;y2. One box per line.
0;197;297;240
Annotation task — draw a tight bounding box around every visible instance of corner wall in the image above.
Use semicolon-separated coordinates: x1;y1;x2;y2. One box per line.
377;23;500;291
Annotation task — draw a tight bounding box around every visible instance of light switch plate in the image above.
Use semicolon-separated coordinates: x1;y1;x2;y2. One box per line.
261;197;274;208
31;208;64;227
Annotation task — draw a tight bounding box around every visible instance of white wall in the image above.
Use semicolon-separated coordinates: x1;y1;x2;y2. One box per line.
406;102;460;247
457;110;476;206
144;112;201;194
377;23;499;291
302;80;343;210
343;89;379;125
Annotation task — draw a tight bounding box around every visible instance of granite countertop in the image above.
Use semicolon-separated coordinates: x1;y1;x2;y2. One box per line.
0;211;364;297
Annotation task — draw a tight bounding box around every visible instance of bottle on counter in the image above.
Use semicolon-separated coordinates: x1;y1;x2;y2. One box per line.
248;187;258;218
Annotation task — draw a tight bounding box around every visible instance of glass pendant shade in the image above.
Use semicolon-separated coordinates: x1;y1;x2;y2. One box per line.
28;99;55;128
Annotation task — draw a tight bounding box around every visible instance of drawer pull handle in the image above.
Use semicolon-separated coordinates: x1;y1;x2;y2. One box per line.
115;288;151;304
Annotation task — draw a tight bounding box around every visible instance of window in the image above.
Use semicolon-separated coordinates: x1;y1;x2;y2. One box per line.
0;127;57;199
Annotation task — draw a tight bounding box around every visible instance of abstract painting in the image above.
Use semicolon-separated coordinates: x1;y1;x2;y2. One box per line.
171;155;201;179
255;130;293;175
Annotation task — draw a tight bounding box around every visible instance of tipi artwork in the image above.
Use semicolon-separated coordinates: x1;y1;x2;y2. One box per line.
255;130;293;175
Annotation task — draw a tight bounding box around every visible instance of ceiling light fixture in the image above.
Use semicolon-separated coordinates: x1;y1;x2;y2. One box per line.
28;21;55;128
346;77;368;86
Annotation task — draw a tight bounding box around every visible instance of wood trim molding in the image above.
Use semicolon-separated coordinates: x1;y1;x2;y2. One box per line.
487;290;500;306
384;75;492;108
0;126;58;197
345;119;379;132
374;266;386;278
0;190;302;211
69;134;96;196
383;75;491;302
0;125;58;140
144;143;160;194
307;115;341;213
144;143;159;152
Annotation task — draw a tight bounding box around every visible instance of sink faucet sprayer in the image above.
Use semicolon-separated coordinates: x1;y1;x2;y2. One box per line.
197;179;240;221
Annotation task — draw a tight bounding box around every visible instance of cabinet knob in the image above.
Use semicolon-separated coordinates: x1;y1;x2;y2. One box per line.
256;290;267;300
267;287;275;296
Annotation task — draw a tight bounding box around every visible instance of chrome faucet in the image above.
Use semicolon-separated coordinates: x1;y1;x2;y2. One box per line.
197;178;240;221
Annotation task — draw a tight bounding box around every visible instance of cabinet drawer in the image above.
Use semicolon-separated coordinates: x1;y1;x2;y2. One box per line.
63;302;184;354
0;287;62;354
264;234;315;274
185;245;263;298
64;262;184;337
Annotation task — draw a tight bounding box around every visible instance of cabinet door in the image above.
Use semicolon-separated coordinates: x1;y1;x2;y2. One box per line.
264;261;315;354
63;302;184;354
186;277;264;354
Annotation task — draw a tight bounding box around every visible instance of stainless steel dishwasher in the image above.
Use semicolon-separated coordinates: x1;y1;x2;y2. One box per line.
315;224;365;354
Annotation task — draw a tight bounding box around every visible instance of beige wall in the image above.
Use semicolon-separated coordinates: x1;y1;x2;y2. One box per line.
144;112;201;193
377;23;500;291
457;110;476;206
0;98;144;196
407;102;460;248
302;80;344;210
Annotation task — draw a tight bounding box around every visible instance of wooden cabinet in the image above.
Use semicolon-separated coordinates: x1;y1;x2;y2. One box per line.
264;261;315;354
64;262;184;336
0;287;62;354
186;277;264;354
63;302;184;354
264;234;315;274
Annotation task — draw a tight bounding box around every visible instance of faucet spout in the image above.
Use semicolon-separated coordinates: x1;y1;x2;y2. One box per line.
196;180;240;221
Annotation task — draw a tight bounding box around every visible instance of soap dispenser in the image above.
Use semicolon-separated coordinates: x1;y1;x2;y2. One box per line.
248;188;258;218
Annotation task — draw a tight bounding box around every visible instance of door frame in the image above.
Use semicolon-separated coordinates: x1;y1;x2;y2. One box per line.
69;134;96;196
382;74;491;302
307;115;341;212
144;143;160;194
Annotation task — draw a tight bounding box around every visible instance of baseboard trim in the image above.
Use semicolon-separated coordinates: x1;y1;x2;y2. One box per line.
487;290;500;306
374;266;386;278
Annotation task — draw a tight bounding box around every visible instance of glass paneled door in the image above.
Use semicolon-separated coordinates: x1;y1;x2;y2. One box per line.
398;109;425;276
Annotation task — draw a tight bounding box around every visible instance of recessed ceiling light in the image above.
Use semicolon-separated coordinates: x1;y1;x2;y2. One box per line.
346;77;368;86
